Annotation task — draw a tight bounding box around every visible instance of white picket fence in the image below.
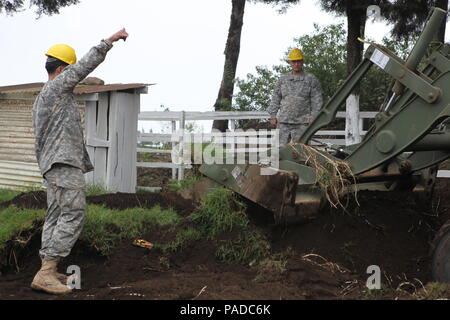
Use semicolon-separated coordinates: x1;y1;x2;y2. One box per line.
136;111;378;187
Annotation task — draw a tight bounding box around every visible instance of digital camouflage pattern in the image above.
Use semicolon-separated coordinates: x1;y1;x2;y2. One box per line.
32;39;113;261
32;39;113;176
269;71;323;125
278;123;310;145
40;164;86;260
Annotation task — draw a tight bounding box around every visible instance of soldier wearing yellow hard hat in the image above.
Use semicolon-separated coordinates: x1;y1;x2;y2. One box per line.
31;29;129;295
268;48;323;145
288;48;303;61
43;44;78;77
46;44;77;65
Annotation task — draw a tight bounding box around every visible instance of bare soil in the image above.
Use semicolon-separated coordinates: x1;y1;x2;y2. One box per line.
1;179;450;300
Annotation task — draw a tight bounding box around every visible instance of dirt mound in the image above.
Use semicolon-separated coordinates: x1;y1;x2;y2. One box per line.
87;192;196;216
0;191;47;210
1;191;196;216
268;190;436;287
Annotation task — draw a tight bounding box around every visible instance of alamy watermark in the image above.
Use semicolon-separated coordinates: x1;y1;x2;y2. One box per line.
170;129;280;175
66;265;81;290
366;265;381;290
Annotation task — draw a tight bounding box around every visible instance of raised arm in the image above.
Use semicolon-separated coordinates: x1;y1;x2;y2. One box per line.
54;28;129;92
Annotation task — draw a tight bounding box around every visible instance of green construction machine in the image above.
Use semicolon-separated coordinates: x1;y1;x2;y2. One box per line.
199;8;450;282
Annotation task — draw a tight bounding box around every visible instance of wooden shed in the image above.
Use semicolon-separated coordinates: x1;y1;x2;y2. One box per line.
0;82;148;192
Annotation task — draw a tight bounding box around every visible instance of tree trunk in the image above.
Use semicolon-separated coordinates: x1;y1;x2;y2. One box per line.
212;0;246;132
435;0;448;43
345;5;366;145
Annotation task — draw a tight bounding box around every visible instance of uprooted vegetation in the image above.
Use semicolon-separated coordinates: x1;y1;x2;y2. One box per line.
1;180;450;300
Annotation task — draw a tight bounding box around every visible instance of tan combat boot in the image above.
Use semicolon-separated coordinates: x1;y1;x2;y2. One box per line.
30;259;72;295
40;259;68;283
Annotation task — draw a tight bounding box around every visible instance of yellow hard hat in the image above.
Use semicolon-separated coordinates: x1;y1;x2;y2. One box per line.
45;44;77;65
288;48;304;61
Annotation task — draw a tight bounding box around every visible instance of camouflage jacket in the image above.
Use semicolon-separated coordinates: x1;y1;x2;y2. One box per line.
32;39;113;176
268;71;323;124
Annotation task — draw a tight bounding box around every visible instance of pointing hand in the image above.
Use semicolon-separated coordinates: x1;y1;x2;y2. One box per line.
107;28;129;43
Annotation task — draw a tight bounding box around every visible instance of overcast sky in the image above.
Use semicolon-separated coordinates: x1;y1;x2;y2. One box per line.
1;0;448;123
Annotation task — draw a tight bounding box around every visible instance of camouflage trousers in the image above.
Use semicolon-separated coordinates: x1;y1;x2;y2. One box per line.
40;164;86;261
278;122;309;145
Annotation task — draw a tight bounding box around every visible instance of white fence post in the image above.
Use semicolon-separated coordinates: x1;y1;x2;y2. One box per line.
171;120;177;180
179;111;186;181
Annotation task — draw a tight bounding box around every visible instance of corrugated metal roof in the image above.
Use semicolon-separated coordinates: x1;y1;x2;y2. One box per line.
0;82;152;94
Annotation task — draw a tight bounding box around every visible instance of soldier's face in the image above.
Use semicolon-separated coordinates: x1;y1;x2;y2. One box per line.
289;60;303;73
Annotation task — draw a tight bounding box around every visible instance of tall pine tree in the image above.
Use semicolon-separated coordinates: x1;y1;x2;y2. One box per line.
213;0;300;132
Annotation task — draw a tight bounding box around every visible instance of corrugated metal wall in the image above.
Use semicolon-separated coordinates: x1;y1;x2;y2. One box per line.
0;98;86;190
0;99;42;189
0;100;36;161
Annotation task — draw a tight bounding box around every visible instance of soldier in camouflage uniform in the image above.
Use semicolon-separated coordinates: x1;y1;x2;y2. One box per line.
269;48;323;145
31;28;129;295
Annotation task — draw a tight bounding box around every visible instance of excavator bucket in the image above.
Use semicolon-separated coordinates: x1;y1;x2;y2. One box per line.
198;151;327;224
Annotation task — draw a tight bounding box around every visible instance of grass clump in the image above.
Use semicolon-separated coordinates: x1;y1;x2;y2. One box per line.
86;184;109;196
80;204;180;256
159;227;202;253
216;230;271;265
0;189;22;204
0;206;45;253
190;188;248;239
254;248;293;282
160;187;272;265
166;176;202;192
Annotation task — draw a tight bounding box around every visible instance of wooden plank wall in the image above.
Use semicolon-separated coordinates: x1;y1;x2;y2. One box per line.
84;93;109;188
106;92;138;192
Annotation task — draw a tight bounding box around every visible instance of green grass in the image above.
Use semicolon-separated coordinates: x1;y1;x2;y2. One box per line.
166;176;202;192
159;187;272;265
0;189;22;203
86;184;110;196
190;188;249;239
0;202;181;258
216;230;271;265
0;206;45;252
159;227;202;253
80;204;180;255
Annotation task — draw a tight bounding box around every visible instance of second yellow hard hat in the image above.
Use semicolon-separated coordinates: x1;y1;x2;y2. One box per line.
288;48;304;61
46;44;77;65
